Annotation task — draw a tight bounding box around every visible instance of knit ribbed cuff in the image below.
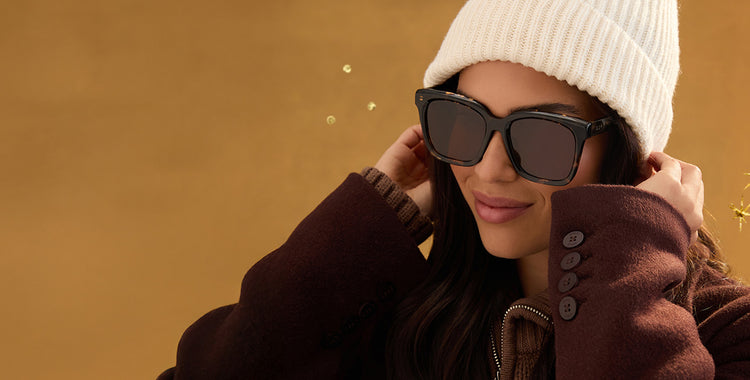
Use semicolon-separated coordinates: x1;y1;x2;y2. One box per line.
360;167;433;244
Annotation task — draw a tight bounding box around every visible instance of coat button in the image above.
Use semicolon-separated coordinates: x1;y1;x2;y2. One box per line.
341;316;361;335
562;231;585;248
377;282;396;302
559;296;578;321
557;272;578;293
321;331;343;348
560;252;582;270
359;302;376;319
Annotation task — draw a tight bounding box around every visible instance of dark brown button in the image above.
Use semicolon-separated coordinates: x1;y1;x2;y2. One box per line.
560;252;582;270
341;316;360;335
559;296;578;321
558;272;578;293
377;282;396;301
321;332;343;348
563;231;585;248
359;302;376;319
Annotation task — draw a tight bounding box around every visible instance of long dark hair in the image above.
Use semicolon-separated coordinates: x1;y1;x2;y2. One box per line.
384;73;728;379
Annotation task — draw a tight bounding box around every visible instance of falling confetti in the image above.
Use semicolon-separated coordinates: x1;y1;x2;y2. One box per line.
367;101;377;111
326;115;337;125
730;197;750;232
342;64;352;74
730;173;750;231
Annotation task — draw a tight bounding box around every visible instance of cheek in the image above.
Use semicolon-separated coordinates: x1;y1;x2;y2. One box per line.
573;134;609;184
450;165;472;190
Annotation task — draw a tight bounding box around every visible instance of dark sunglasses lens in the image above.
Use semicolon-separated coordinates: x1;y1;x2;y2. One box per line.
425;100;486;162
509;119;576;181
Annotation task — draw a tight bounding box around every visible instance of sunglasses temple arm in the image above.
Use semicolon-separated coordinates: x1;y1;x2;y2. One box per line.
588;118;617;137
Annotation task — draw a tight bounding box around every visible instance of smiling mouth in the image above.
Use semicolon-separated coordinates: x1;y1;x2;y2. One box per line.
472;191;532;224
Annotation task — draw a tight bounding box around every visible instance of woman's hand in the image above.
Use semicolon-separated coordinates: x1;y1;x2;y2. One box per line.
375;124;433;216
635;152;704;244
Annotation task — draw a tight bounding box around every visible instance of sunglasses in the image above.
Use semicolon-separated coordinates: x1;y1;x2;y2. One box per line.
415;88;618;186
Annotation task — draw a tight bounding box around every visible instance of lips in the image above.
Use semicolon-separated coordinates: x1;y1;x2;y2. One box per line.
472;191;532;224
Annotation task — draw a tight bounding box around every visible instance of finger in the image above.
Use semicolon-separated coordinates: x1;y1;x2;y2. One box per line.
398;125;424;148
687;210;703;233
695;180;705;224
640;159;654;177
412;140;429;163
678;161;702;187
647;151;670;170
410;124;424;139
690;230;698;246
648;152;682;182
634;158;655;185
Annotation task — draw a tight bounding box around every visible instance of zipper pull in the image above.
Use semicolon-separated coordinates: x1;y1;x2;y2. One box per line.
495;370;500;380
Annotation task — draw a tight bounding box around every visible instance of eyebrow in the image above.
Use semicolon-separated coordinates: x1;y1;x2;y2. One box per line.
453;89;583;117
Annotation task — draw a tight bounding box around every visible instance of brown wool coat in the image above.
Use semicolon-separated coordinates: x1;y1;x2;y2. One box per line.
158;173;750;379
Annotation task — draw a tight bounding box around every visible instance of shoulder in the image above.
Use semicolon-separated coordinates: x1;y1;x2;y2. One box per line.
691;263;750;360
692;265;750;323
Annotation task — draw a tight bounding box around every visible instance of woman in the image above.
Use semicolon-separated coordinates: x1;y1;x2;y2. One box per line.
159;0;750;379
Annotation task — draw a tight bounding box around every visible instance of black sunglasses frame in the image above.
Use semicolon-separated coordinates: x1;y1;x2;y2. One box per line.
415;88;618;186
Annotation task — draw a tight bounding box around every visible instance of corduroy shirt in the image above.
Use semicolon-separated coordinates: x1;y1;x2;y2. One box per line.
158;172;750;379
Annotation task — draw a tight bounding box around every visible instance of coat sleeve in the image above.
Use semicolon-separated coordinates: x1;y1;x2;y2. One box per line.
548;185;716;379
692;269;750;379
158;173;430;380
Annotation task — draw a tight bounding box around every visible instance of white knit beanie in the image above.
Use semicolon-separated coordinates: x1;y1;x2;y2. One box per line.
424;0;680;155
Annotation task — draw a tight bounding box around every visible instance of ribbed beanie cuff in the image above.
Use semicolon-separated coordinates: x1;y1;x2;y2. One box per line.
424;0;680;155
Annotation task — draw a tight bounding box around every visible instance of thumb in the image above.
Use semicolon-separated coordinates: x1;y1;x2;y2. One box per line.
634;155;655;186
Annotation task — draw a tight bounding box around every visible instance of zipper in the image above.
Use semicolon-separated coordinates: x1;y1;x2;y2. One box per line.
491;304;552;380
491;322;500;380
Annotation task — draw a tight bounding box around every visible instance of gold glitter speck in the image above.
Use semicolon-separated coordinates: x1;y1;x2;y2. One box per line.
730;197;750;232
367;101;377;111
326;115;337;125
342;64;352;74
730;173;750;231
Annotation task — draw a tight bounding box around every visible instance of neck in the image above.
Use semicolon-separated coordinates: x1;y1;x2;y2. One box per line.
516;250;549;297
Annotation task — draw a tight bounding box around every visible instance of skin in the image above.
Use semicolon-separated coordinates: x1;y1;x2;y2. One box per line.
376;60;704;297
451;61;609;296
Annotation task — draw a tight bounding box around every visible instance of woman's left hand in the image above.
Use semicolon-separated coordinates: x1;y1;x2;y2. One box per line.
635;151;704;245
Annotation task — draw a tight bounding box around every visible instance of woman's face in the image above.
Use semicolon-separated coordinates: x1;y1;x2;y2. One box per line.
452;61;609;259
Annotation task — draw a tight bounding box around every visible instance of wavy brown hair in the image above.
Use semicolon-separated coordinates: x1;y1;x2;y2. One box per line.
384;73;729;379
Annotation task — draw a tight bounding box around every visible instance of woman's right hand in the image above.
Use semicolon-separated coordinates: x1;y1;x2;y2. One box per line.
375;124;433;216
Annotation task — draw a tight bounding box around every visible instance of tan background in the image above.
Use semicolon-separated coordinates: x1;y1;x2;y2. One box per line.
1;1;748;379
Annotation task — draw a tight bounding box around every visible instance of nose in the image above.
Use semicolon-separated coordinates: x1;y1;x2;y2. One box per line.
473;132;519;183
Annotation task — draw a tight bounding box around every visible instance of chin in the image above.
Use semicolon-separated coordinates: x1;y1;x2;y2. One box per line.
477;226;548;260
